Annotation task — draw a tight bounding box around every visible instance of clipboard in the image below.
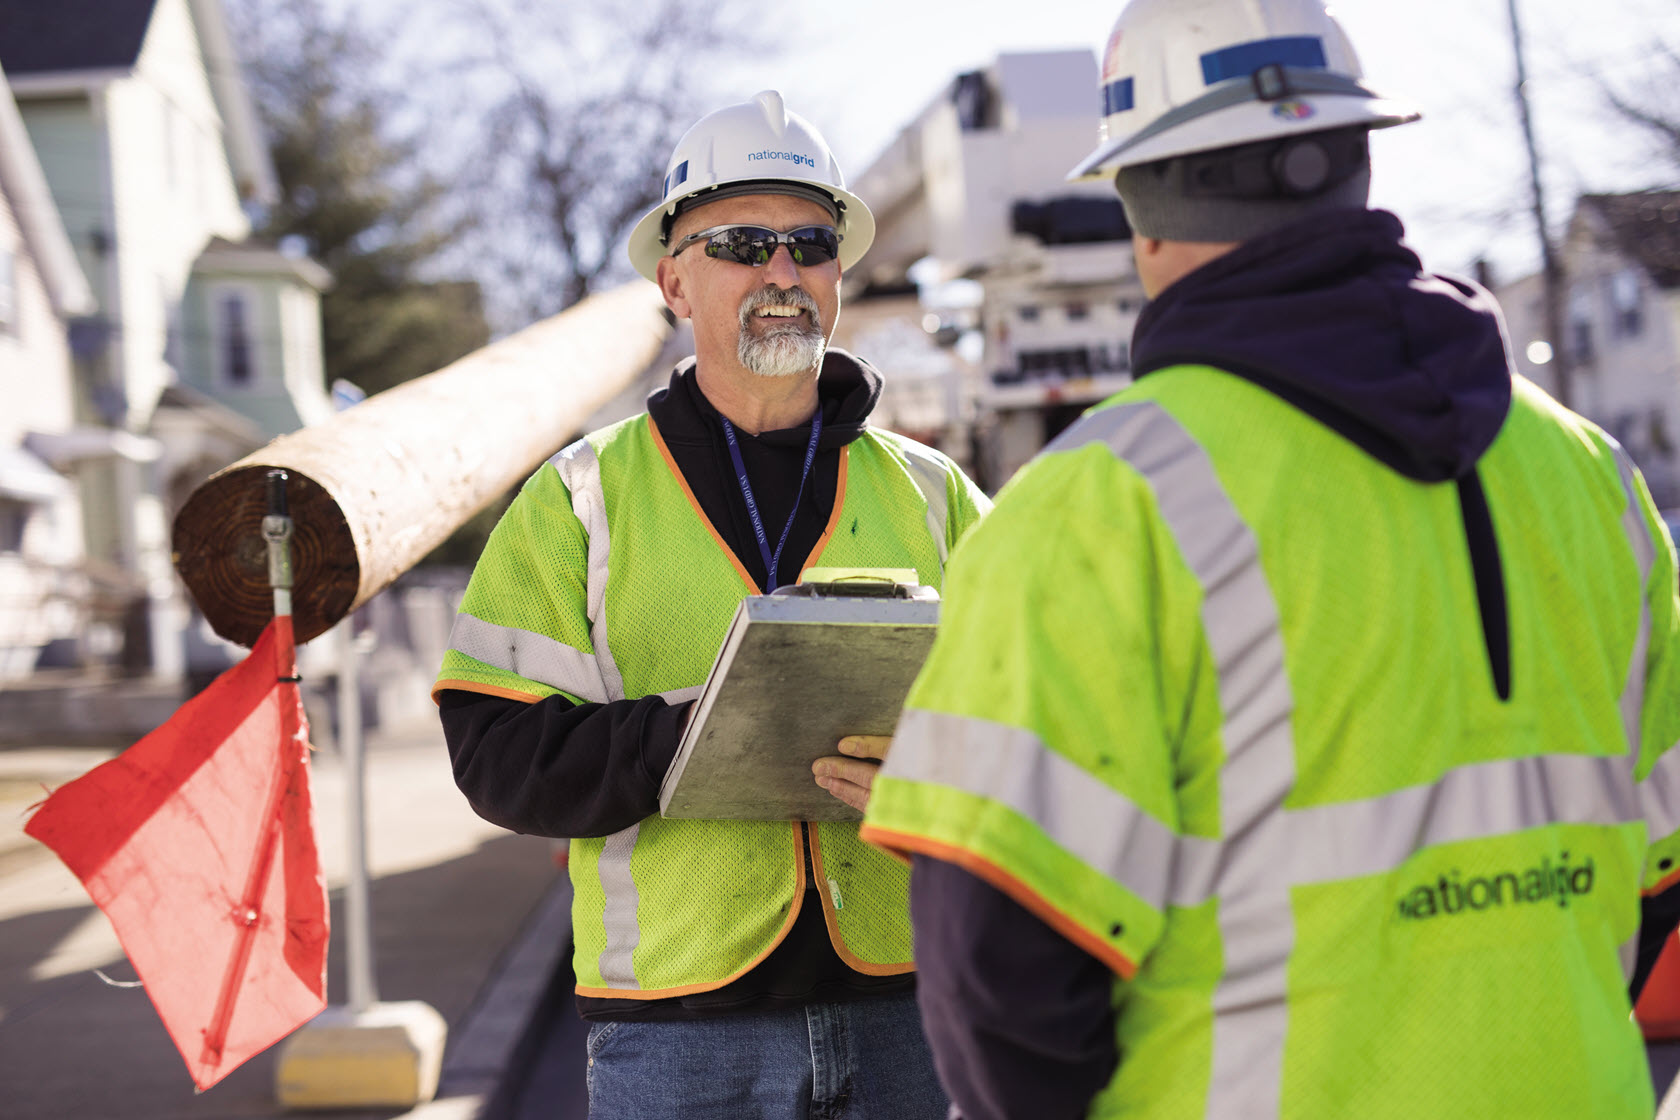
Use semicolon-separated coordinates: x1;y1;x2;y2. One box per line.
657;578;939;822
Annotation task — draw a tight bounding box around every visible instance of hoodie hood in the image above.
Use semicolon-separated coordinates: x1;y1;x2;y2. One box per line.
652;347;883;450
1131;209;1513;482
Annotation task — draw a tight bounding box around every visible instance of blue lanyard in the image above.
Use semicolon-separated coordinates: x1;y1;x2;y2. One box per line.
720;409;823;592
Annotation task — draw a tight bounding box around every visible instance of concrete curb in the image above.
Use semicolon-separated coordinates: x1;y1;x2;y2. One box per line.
395;874;575;1118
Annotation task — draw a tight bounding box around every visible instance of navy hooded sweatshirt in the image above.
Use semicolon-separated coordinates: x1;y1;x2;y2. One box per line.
910;209;1680;1120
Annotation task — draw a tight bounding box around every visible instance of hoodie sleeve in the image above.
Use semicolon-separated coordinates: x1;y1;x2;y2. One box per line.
911;855;1119;1120
438;688;690;839
433;452;691;838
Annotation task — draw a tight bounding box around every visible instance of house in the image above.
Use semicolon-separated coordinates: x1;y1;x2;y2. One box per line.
0;63;100;680
1499;190;1680;507
0;0;331;683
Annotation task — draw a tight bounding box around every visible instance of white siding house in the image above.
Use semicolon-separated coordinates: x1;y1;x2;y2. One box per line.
0;63;97;679
1499;191;1680;507
2;0;330;682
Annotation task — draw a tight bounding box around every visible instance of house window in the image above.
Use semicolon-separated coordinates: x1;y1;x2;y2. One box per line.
1568;287;1595;366
0;499;25;553
219;290;254;386
1610;269;1643;338
0;246;15;333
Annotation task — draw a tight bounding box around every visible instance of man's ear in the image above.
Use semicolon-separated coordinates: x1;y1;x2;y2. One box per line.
656;255;692;320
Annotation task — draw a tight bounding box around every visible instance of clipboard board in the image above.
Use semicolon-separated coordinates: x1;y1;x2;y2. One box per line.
657;578;939;822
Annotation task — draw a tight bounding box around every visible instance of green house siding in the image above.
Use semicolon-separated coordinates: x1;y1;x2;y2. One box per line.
17;97;110;313
182;270;315;437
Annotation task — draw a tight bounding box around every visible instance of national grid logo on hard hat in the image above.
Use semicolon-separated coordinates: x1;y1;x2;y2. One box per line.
747;149;816;170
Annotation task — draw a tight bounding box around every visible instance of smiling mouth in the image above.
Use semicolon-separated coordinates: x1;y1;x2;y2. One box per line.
753;305;809;319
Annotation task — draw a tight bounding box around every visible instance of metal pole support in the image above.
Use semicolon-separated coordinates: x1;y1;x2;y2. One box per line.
262;470;293;620
339;620;378;1014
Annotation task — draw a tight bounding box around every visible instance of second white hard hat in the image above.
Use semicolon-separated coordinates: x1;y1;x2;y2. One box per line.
1068;0;1419;180
627;90;875;281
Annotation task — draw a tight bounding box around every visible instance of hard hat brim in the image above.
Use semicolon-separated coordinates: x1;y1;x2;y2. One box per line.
1067;94;1421;182
627;180;876;282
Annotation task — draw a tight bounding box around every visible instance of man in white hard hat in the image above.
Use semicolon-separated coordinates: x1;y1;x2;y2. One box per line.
861;1;1680;1118
435;90;986;1117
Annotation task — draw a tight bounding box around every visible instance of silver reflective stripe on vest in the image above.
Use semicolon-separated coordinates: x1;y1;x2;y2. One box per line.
1612;444;1656;771
550;439;628;703
1608;443;1680;848
890;709;1207;911
550;439;640;987
1059;401;1296;1116
1641;742;1680;847
446;613;608;704
896;442;952;568
596;822;643;988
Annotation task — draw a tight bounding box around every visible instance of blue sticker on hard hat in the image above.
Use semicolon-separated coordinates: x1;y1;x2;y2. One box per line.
1200;36;1327;85
1101;78;1135;117
1272;100;1316;121
663;160;689;198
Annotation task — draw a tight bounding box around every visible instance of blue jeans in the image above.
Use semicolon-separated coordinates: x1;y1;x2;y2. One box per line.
584;994;949;1119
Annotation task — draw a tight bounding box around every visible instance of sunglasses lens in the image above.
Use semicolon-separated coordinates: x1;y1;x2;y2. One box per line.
705;227;777;265
703;226;839;266
786;227;839;266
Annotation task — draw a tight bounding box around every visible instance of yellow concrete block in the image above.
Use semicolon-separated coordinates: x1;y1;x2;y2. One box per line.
275;1001;448;1110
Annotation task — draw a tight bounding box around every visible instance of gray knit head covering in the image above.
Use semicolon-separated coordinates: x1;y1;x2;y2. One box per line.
1115;128;1372;242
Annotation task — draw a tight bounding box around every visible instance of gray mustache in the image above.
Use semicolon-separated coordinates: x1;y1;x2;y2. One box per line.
739;286;819;325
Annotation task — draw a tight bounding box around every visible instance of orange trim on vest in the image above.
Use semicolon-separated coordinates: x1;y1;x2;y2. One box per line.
573;820;811;1000
797;447;850;582
808;824;915;976
1646;863;1680;897
647;414;757;593
860;824;1139;981
431;679;543;705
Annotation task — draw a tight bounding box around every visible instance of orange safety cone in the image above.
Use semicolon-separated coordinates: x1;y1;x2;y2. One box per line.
1637;931;1680;1040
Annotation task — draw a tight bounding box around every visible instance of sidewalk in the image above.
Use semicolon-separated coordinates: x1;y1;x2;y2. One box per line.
0;712;569;1120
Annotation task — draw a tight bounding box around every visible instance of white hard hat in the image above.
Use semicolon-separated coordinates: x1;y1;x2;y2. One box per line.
627;90;875;282
1068;0;1419;180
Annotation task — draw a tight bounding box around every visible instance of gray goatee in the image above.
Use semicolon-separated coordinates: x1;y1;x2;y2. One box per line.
737;286;825;378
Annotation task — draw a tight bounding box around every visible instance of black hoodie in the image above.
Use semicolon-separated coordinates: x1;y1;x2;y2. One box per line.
1130;207;1512;482
439;349;916;1021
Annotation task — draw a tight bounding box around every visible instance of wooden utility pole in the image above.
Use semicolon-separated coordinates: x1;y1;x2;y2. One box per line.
173;280;675;647
1507;0;1573;407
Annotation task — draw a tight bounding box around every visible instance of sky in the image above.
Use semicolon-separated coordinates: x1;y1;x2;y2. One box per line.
715;0;1680;285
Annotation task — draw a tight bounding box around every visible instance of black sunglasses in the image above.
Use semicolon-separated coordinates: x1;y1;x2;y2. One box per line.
668;224;842;267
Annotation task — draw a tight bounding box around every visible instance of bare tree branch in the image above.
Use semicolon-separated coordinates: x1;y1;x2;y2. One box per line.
448;0;773;324
1595;35;1680;180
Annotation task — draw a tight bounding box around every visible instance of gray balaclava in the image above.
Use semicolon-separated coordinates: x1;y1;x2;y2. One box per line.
1115;127;1372;243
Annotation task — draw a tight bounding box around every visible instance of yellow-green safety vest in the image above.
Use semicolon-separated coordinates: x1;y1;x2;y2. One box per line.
439;412;989;998
864;369;1680;1119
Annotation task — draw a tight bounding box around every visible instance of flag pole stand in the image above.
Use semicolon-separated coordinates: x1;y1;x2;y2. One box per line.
271;471;446;1111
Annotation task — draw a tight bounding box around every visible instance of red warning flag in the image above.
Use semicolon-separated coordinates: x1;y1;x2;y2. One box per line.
25;615;328;1091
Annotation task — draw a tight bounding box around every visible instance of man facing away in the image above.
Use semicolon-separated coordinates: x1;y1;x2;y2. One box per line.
862;1;1680;1117
434;90;988;1118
